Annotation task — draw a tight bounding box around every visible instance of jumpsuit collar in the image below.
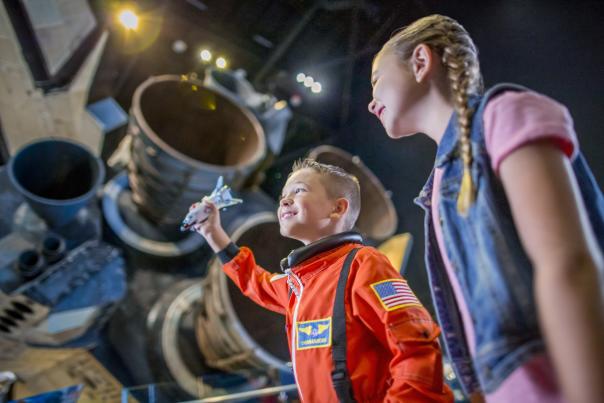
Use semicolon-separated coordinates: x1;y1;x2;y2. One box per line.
280;231;363;272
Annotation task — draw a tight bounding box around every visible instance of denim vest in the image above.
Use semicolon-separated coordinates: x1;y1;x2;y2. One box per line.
414;83;604;395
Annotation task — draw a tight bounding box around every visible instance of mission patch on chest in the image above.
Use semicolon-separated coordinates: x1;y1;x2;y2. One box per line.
296;318;332;350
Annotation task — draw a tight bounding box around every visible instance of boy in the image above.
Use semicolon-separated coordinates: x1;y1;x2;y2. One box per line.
194;159;452;402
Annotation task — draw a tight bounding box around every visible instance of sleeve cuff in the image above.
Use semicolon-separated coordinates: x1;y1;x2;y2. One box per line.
218;242;240;264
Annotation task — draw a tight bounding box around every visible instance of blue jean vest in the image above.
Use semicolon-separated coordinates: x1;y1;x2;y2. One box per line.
414;83;604;394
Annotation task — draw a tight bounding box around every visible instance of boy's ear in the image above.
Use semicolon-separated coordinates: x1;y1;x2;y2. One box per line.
330;198;349;219
411;43;433;83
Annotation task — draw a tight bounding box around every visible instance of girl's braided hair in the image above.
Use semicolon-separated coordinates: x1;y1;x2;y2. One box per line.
378;15;484;215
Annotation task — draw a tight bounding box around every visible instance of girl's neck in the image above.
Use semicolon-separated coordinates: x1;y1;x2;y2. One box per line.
411;64;454;144
420;86;455;145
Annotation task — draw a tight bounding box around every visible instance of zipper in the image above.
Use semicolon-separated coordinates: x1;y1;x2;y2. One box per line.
286;269;305;402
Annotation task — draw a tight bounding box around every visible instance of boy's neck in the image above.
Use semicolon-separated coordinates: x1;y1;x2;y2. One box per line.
280;231;363;271
296;225;347;245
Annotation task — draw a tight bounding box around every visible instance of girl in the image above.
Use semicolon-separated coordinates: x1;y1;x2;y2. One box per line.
368;14;604;403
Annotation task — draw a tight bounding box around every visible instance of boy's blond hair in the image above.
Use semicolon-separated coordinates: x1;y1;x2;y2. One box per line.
290;158;361;231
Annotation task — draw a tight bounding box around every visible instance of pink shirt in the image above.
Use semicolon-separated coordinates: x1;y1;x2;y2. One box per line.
432;91;577;402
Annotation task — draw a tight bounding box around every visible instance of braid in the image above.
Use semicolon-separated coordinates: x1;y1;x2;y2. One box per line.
378;15;483;215
440;25;482;215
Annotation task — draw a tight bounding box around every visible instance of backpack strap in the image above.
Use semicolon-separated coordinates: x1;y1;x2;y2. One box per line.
331;247;361;403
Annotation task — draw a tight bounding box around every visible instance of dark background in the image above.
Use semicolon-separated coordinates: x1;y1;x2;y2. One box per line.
88;0;604;309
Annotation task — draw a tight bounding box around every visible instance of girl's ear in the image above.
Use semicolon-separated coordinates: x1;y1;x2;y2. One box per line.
411;43;433;83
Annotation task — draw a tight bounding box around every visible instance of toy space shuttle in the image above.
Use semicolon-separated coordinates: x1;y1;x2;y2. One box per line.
180;176;243;232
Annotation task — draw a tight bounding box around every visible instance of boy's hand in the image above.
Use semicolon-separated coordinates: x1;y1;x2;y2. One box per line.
191;199;231;252
192;198;219;236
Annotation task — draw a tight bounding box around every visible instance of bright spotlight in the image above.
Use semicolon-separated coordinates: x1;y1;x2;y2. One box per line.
303;76;314;87
118;10;139;30
311;82;322;93
172;40;187;54
200;49;212;62
296;73;306;82
216;56;227;69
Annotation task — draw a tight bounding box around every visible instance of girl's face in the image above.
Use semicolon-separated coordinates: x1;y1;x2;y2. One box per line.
368;52;425;138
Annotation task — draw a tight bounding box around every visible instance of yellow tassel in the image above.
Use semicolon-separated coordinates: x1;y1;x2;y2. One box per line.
456;167;475;216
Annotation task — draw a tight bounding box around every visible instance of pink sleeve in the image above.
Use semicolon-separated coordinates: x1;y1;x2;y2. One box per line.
483;91;578;174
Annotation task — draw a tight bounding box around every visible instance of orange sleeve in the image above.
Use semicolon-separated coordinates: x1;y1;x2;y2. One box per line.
222;246;289;314
351;249;453;402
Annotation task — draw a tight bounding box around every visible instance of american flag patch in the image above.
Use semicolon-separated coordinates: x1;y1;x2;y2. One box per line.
370;279;421;311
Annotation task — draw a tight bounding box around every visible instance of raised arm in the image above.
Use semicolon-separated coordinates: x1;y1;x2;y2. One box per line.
194;201;288;313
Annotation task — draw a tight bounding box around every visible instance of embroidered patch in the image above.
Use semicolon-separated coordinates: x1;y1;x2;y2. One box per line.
296;318;332;350
370;279;422;311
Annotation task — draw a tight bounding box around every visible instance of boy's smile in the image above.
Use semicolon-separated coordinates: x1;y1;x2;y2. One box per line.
280;210;296;220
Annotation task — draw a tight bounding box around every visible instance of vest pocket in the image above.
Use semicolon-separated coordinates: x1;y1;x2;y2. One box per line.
440;174;463;200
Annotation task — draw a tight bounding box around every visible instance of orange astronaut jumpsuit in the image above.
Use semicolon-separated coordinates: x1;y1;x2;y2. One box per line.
222;241;453;402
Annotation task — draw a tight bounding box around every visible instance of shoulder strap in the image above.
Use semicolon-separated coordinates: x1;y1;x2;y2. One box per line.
331;247;361;403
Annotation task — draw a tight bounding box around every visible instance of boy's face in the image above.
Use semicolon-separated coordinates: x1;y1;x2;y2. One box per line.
278;168;340;245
